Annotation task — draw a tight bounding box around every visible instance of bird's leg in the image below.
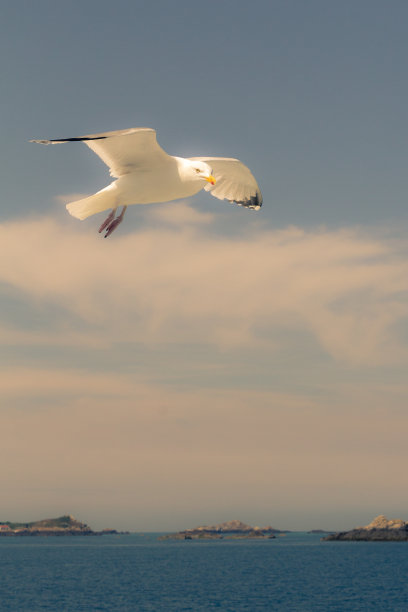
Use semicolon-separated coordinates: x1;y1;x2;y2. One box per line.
103;205;128;238
98;209;117;234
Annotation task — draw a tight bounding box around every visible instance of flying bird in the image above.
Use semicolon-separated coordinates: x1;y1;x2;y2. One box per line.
31;127;262;237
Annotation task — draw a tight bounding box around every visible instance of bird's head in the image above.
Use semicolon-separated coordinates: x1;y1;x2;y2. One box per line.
186;160;216;185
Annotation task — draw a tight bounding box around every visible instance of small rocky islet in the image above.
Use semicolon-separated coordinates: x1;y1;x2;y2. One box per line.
159;519;289;540
0;515;119;536
323;515;408;541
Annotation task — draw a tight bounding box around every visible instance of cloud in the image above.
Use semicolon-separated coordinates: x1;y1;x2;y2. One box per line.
1;207;408;529
0;212;407;365
145;200;215;225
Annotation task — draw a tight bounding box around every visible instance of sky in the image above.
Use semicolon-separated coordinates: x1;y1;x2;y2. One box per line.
1;0;408;531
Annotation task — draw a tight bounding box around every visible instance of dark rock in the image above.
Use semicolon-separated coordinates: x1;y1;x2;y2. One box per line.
159;519;282;540
323;515;408;541
0;515;117;537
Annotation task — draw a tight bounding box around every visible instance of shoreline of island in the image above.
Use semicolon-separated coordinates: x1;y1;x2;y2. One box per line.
323;515;408;541
159;519;291;540
2;513;408;541
0;515;126;537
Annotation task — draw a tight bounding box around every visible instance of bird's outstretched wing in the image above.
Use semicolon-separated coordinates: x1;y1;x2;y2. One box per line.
189;157;262;210
30;127;171;178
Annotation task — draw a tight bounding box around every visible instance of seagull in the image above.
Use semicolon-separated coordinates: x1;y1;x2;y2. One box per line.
31;127;262;237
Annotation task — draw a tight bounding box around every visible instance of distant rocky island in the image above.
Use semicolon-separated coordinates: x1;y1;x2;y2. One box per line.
323;515;408;541
160;519;289;540
0;515;119;536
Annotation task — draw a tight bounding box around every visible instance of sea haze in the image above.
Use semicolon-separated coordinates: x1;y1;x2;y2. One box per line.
0;533;407;611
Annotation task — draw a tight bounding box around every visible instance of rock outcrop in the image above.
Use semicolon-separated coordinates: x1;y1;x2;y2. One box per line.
323;515;408;541
159;519;285;540
0;515;118;536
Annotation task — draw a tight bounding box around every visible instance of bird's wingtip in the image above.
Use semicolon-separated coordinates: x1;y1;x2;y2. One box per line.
29;139;52;145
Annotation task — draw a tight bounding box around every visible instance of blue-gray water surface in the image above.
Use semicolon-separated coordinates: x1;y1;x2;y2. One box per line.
0;532;407;611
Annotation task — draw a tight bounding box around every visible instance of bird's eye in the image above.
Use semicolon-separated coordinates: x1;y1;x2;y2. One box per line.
195;168;200;174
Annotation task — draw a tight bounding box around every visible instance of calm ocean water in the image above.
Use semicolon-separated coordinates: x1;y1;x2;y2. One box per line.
0;532;407;611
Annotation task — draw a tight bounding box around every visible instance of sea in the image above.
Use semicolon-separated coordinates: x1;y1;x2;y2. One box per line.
0;532;407;611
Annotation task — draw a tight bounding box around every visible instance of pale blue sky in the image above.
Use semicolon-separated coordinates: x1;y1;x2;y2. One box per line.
1;1;408;531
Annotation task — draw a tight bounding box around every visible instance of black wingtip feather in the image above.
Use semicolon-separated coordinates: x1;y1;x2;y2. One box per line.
233;191;263;210
48;136;108;143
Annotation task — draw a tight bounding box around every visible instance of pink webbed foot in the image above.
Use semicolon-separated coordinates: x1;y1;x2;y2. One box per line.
102;206;128;238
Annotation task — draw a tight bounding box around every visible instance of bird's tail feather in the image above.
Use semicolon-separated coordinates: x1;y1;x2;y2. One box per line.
66;184;118;220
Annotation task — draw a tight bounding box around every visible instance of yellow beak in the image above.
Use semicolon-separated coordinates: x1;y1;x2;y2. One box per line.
205;175;216;186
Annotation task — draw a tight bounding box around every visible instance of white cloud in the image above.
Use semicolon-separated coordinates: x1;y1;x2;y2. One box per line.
1;208;408;529
145;200;215;225
0;213;407;365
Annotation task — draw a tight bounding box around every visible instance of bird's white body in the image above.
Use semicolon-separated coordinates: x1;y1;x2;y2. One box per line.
31;127;262;235
68;156;207;220
116;157;208;204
